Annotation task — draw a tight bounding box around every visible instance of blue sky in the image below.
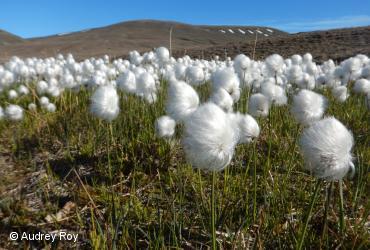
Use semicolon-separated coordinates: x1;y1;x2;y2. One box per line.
1;0;370;38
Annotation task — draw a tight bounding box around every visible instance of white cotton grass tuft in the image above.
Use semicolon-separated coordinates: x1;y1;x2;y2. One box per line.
116;70;136;94
136;72;156;95
182;102;238;172
261;79;287;106
155;47;170;64
5;104;24;121
37;80;48;95
90;85;120;122
174;63;187;81
210;88;234;112
8;90;18;99
248;93;270;117
46;103;56;113
28;103;37;111
155;115;176;138
211;68;240;94
265;54;284;75
39;96;50;107
353;79;370;94
299;117;354;180
18;85;29;95
332;86;349;103
228;113;260;144
291;89;327;125
166;80;199;122
185;66;205;86
233;54;251;73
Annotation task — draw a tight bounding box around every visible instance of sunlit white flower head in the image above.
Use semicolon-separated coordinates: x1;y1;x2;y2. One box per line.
291;89;327;125
28;103;37;111
297;72;315;90
182;102;238;171
166;80;199;122
303;53;313;63
47;85;62;97
155;115;176;138
261;79;287;106
5;104;23;121
155;47;170;64
46;103;56;113
248;93;270;117
233;54;251;73
210;88;234;112
18;85;29;95
129;50;143;65
342;57;361;73
353;79;370;94
361;66;370;79
8;89;18;99
185;66;205;86
39;96;49;107
37;80;49;95
174;63;187;81
233;54;251;87
90;85;120;122
117;70;137;94
228;113;260;144
136;72;156;95
287;65;303;83
61;73;76;89
265;54;284;76
299;117;354;180
291;54;303;65
211;68;240;97
332;86;348;103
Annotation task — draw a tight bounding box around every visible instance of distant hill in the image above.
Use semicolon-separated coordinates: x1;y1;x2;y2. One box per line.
0;20;286;62
0;30;24;46
1;20;368;63
177;26;370;62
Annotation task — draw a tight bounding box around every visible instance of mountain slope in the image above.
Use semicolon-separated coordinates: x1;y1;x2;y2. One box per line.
0;30;24;45
0;20;286;61
177;26;370;62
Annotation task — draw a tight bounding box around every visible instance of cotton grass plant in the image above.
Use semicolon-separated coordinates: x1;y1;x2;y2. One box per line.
0;49;368;249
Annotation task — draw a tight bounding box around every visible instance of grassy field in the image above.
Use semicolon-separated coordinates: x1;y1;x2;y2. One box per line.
0;80;369;249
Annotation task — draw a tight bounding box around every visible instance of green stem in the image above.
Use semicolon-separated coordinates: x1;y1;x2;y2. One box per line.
253;142;257;223
211;170;217;250
297;180;321;250
321;181;333;242
339;180;345;234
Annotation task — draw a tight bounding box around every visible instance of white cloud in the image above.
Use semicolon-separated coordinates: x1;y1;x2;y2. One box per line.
275;15;370;33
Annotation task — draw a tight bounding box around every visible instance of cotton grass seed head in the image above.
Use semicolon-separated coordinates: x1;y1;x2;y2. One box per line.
299;117;354;180
90;85;119;122
5;104;24;121
332;86;349;103
291;89;327;125
210;88;234;113
117;70;136;94
166;80;199;122
229;113;260;144
211;68;240;93
248;93;270;118
182;102;238;172
353;79;370;94
155;115;176;138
